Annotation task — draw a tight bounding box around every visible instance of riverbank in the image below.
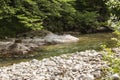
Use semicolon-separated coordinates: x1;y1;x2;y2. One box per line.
0;48;120;80
0;32;115;67
0;33;79;57
0;32;119;80
0;50;108;80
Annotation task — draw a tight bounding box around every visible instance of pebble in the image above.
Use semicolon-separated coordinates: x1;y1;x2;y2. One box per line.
112;73;120;80
0;50;108;80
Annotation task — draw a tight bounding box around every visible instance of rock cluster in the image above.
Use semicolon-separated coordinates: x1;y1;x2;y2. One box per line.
0;40;39;55
0;50;107;80
0;34;79;55
112;47;120;57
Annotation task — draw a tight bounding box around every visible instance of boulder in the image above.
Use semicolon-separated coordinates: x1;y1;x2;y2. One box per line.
7;43;30;55
0;39;35;55
111;73;120;80
44;33;79;44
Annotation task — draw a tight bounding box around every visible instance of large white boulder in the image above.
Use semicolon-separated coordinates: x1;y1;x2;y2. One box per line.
44;33;79;44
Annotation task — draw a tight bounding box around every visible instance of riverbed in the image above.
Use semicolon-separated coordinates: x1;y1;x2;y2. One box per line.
0;32;115;67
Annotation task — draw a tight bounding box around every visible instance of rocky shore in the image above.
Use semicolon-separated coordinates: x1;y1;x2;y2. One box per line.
0;50;108;80
0;33;79;56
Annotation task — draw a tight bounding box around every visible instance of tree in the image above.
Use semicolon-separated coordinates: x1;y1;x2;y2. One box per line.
105;0;120;30
0;0;43;38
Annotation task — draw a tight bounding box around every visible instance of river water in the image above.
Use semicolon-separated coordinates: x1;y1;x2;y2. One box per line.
0;32;115;67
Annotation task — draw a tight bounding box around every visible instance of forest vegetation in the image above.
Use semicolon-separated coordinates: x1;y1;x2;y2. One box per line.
0;0;119;38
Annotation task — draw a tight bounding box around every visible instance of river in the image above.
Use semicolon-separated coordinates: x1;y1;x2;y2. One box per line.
0;32;115;67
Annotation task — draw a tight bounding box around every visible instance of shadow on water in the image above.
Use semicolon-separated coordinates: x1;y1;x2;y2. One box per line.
0;32;115;67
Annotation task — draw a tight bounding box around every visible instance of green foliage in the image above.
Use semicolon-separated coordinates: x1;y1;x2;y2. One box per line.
39;0;100;33
101;1;120;79
0;0;114;37
105;0;120;30
0;0;43;38
105;0;120;18
74;11;99;33
75;0;109;21
16;14;43;30
101;44;120;79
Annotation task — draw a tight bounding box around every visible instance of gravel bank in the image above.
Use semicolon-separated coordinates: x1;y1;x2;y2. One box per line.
0;50;107;80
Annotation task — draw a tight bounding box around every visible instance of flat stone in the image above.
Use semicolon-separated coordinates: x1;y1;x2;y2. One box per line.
44;33;79;44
